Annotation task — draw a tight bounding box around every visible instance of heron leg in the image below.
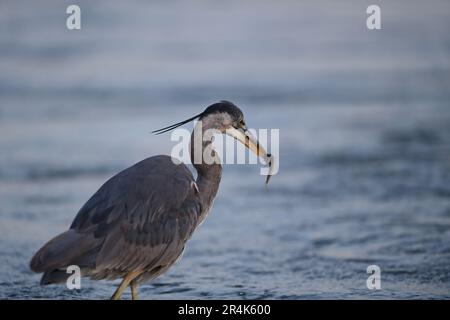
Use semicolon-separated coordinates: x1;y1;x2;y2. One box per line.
110;271;142;300
130;280;139;300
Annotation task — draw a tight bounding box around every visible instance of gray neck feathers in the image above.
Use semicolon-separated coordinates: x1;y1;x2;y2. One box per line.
190;120;222;205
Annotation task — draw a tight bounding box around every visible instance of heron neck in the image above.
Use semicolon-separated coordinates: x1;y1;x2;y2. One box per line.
190;123;222;204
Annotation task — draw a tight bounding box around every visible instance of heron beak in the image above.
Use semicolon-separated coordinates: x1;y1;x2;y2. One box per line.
226;126;274;184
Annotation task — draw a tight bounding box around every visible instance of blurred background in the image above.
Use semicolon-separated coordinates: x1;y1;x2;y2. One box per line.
0;0;449;299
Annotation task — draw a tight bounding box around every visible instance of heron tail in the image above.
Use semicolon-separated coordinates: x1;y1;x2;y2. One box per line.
40;269;71;285
30;229;99;275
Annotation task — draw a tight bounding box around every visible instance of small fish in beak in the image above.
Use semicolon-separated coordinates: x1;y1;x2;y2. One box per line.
225;126;274;185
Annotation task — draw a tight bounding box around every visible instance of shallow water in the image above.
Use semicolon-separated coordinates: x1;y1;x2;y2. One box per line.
1;0;450;299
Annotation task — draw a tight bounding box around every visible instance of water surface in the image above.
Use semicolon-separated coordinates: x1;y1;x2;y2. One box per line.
0;0;450;299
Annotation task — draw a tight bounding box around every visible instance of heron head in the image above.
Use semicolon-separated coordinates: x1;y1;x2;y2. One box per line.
199;101;271;166
198;100;244;133
153;100;274;183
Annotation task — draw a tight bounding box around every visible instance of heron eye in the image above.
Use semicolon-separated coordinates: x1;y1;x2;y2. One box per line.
240;120;246;127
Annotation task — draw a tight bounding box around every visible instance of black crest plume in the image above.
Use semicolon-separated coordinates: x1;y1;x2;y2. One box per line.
151;113;203;135
152;101;240;135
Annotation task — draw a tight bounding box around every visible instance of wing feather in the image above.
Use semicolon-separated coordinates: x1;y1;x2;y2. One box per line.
68;155;201;277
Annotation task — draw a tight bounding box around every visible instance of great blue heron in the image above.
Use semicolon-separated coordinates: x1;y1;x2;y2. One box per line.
30;101;273;300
